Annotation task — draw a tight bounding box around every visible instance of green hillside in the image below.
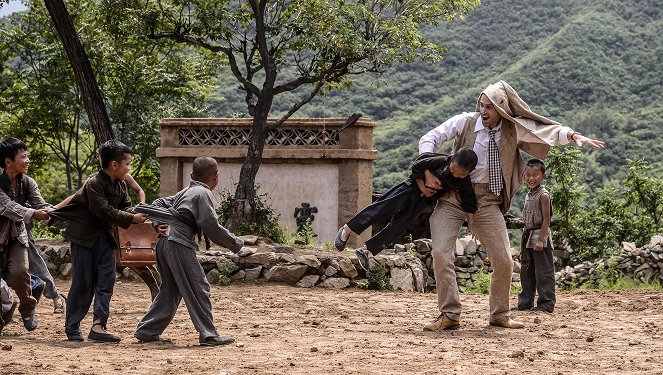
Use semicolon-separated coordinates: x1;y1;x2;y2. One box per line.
212;0;663;196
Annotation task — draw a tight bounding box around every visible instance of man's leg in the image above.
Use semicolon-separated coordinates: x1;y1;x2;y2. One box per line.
130;266;160;301
429;201;465;322
472;202;513;320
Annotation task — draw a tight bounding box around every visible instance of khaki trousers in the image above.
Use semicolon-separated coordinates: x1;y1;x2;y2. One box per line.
3;240;37;318
430;184;512;321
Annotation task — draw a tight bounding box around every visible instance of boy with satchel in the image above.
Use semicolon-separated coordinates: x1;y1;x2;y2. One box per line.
50;140;147;342
134;156;243;346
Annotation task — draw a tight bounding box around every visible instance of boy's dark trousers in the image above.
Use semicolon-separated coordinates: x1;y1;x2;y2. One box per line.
518;246;556;312
347;182;433;255
65;232;116;335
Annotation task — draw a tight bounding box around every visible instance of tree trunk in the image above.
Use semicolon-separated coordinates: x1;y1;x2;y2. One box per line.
44;0;114;146
226;101;271;231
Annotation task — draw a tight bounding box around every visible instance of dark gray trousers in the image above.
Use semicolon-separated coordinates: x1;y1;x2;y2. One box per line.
65;232;116;334
518;246;556;312
135;237;219;342
347;182;432;255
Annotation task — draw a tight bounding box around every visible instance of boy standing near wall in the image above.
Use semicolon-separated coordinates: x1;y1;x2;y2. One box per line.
134;156;243;346
52;140;147;342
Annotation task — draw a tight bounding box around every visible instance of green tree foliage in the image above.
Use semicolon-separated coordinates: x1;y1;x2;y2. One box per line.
206;0;661;194
547;147;661;262
0;0;218;202
110;0;480;229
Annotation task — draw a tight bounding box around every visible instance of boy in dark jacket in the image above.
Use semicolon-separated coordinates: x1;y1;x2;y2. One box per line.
51;140;147;342
335;148;478;270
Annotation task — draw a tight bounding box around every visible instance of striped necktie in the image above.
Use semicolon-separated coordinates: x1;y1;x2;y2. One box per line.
488;129;503;196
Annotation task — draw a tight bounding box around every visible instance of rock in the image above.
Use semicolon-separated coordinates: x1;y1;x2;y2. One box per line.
244;266;263;281
389;267;414;292
271;245;295;254
586;336;594;342
508;350;525;358
455;239;465;256
265;264;308;284
318;277;350;289
415;240;432;254
240;235;259;246
394;244;406;253
206;269;220;284
278;253;297;264
338;258;358;278
324;260;339;277
242;252;279;266
59;263;73;277
465;240;478;255
296;255;321;268
533;317;541;324
296;275;320;288
231;270;246;281
237;247;256;257
411;266;426;292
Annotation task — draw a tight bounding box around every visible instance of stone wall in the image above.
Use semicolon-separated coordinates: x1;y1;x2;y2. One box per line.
35;235;662;292
555;235;663;288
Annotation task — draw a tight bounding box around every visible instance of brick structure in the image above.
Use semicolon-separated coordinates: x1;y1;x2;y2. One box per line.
156;118;377;246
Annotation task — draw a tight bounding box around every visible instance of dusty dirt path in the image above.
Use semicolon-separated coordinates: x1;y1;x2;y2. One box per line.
1;280;662;375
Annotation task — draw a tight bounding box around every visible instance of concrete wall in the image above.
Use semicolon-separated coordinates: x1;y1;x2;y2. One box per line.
183;162;339;242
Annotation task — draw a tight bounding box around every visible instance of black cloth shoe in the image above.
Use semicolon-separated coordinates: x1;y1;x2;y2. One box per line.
200;335;235;347
334;226;348;251
355;246;371;271
66;331;84;342
22;312;38;331
134;332;163;343
88;328;121;343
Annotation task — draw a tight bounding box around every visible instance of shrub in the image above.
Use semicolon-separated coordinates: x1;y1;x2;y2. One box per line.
367;263;390;291
217;185;285;243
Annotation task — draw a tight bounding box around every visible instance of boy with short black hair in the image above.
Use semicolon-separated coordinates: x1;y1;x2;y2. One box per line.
517;158;555;313
51;139;147;342
0;137;50;331
335;148;479;270
134;156;243;346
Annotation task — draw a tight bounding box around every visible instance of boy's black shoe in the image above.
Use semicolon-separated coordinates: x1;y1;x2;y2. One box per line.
134;332;163;343
334;226;348;251
22;313;38;331
88;329;121;343
200;335;235;346
66;331;84;342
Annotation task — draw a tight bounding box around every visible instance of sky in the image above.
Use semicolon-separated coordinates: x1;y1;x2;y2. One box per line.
0;1;27;17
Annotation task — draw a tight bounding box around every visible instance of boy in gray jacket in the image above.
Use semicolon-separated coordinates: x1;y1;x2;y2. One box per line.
134;156;243;346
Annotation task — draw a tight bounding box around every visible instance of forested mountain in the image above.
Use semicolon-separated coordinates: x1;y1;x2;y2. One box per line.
212;0;663;194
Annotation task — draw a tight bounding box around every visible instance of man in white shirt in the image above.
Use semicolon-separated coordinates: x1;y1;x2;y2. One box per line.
420;81;604;331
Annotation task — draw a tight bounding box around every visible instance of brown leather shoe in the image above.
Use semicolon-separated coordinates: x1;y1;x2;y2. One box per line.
489;317;524;329
423;313;460;331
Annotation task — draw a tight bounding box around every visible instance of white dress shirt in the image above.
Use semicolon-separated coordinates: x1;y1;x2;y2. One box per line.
418;112;573;183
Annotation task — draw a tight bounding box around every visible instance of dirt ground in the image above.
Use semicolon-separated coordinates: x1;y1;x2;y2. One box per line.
1;280;662;375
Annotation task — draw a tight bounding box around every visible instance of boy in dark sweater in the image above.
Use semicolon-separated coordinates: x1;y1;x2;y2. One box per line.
51;140;147;342
335;148;478;270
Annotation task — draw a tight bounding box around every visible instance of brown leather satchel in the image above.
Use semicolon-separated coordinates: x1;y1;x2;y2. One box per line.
113;222;157;267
